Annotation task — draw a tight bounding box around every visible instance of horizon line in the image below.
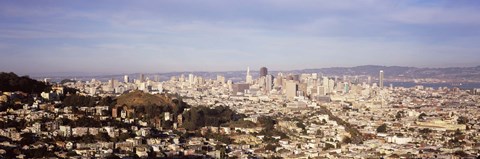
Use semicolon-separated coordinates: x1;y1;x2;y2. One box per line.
6;64;478;78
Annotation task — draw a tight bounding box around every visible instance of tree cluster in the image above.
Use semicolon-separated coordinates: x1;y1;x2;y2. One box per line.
258;116;276;130
60;79;76;84
134;103;187;121
62;87;79;96
0;133;56;158
0;119;27;131
255;116;288;142
63;94;97;107
457;116;469;124
395;111;405;119
182;106;243;131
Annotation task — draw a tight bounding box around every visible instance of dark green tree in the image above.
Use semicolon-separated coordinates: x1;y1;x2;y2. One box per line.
376;124;387;133
457;116;469;124
418;113;427;120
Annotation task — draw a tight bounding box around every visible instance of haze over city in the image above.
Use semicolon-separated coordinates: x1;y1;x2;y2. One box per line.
1;0;480;75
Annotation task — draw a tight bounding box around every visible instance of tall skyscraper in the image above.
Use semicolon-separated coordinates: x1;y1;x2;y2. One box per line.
246;67;253;84
179;74;185;82
139;74;145;82
124;75;129;83
157;83;163;92
343;82;349;94
188;74;194;85
266;75;274;92
328;79;335;93
109;78;115;89
259;67;268;77
379;70;384;88
322;77;329;94
258;76;266;88
285;80;298;100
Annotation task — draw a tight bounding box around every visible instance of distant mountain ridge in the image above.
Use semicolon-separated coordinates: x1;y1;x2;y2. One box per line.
295;65;480;81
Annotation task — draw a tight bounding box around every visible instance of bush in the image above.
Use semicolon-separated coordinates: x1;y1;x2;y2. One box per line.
376;124;387;133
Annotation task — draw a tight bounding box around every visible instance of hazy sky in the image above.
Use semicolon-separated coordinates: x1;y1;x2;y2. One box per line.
1;0;480;75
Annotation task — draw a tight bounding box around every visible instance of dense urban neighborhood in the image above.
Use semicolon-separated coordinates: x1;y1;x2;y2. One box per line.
1;69;480;158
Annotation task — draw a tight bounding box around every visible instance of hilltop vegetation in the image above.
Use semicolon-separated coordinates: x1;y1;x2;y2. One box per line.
182;106;246;131
116;90;173;107
0;72;50;94
61;90;247;132
109;91;246;131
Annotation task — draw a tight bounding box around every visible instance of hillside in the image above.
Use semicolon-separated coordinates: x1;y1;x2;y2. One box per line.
0;72;50;94
116;90;174;107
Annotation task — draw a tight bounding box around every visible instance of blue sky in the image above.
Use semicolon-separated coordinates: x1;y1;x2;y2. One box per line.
0;0;479;74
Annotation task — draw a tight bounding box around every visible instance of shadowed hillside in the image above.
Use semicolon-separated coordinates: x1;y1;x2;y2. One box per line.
0;72;50;94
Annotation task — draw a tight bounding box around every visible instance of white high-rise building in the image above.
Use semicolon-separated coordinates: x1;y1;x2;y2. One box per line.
139;74;145;82
188;74;194;85
258;76;265;89
328;79;335;93
197;76;204;85
246;67;253;84
322;77;329;94
227;80;233;90
124;75;129;83
179;74;185;82
285;80;298;100
266;75;274;92
139;83;147;92
157;83;163;92
108;79;115;89
379;70;384;88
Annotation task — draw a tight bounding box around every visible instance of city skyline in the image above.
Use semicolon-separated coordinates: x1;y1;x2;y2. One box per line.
1;0;480;75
